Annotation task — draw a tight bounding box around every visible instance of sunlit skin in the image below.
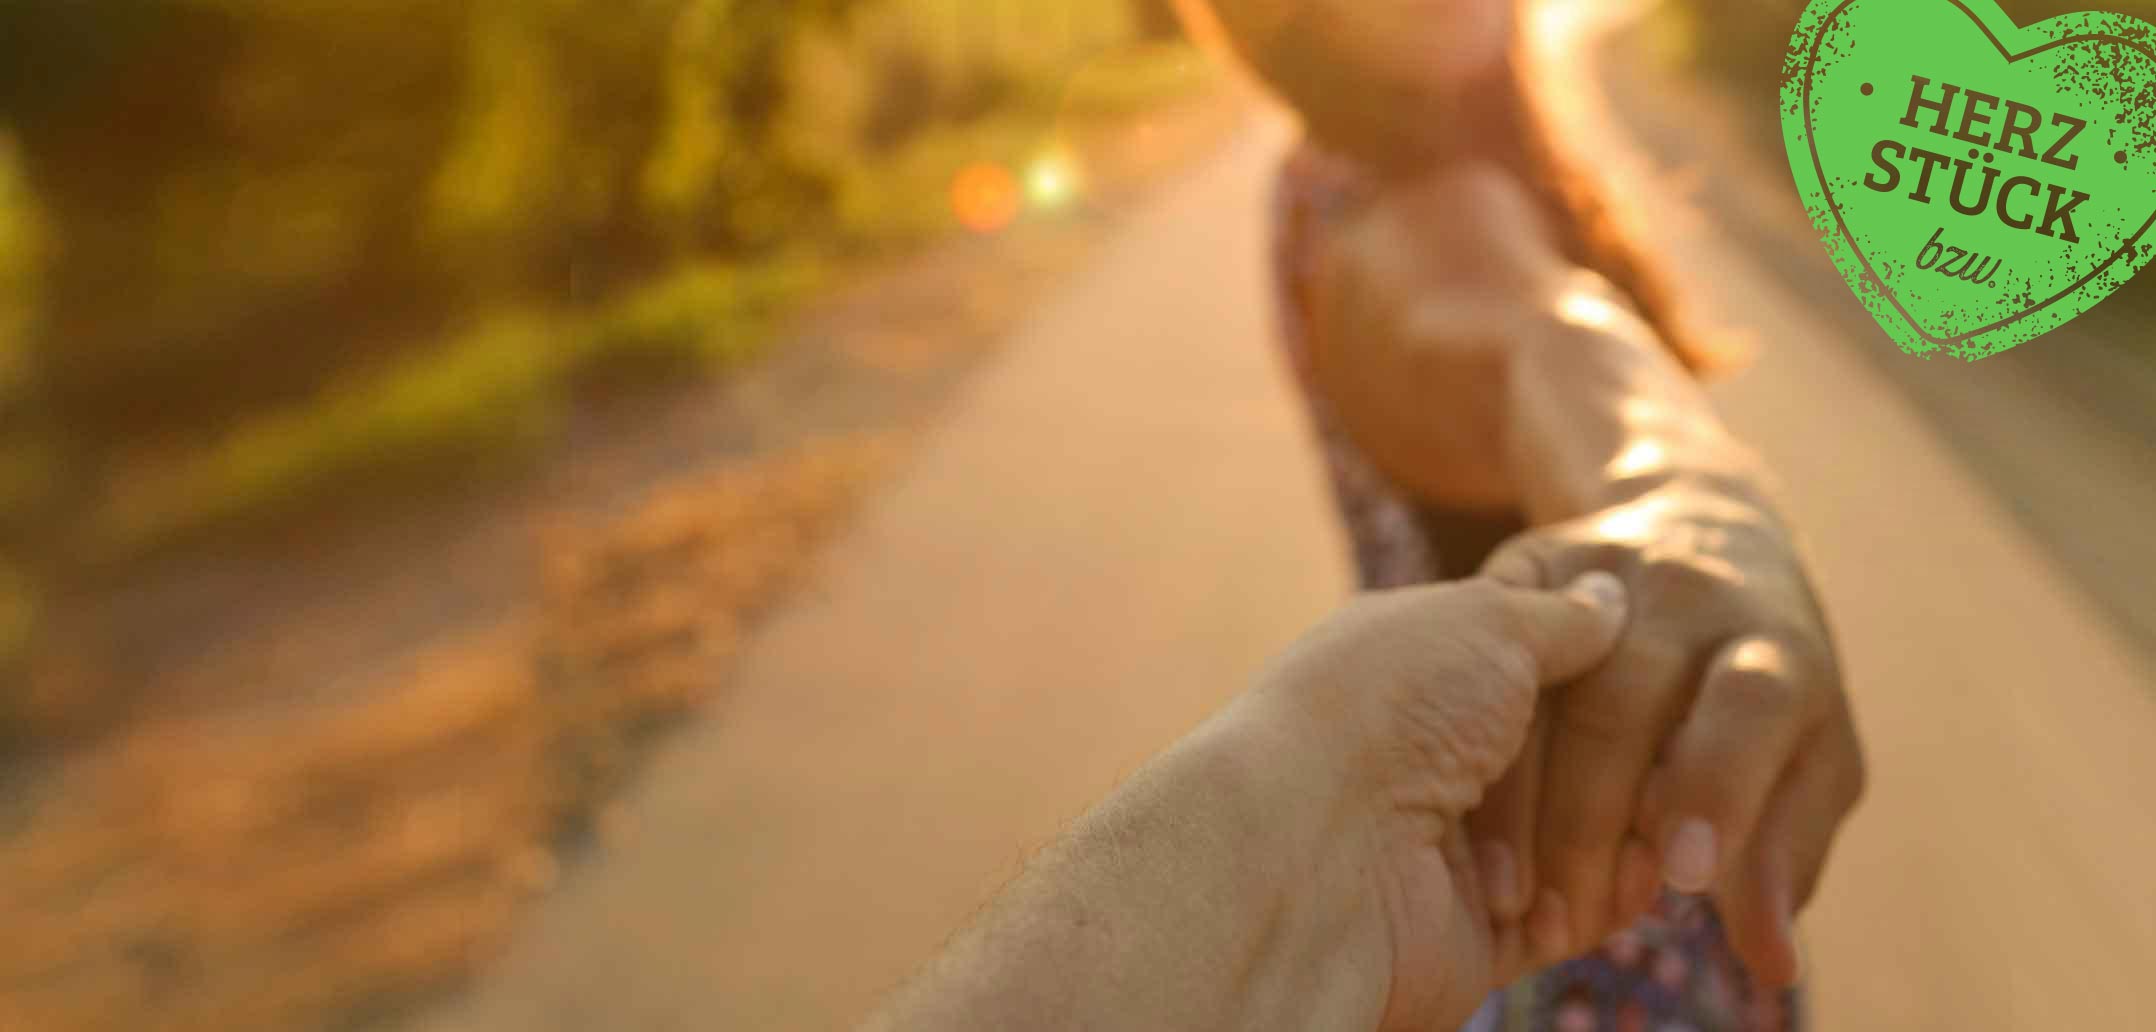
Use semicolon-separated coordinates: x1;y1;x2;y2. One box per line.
874;3;1867;1023
1205;0;1866;1003
1316;146;1850;993
866;575;1632;1032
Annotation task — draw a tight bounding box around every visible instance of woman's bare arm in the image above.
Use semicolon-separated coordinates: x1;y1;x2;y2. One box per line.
1304;161;1770;519
1500;276;1774;525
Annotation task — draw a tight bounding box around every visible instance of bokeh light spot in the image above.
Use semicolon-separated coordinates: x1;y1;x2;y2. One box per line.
1026;153;1080;210
951;162;1021;234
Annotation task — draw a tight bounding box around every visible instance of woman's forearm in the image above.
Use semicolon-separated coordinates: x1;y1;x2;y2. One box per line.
861;699;1390;1032
1503;280;1778;525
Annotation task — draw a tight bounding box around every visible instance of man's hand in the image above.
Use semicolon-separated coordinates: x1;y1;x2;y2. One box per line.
866;575;1628;1032
1250;573;1629;1028
1473;478;1867;988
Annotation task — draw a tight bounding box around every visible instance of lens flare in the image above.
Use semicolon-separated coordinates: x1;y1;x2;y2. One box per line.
951;162;1021;234
1025;154;1079;209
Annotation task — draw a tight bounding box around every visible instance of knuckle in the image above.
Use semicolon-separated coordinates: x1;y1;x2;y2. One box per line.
1707;656;1804;719
1634;553;1731;607
1740;630;1849;728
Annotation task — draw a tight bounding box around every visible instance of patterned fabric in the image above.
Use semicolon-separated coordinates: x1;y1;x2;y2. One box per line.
1270;144;1803;1032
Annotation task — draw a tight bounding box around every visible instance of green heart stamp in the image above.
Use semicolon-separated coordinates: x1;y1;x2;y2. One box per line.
1781;0;2156;359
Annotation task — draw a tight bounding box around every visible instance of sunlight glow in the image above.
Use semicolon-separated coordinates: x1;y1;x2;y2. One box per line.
1025;153;1079;210
1555;288;1628;332
1592;494;1671;542
1608;439;1668;480
1529;0;1594;57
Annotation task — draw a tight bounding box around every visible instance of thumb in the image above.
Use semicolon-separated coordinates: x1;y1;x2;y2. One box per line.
1483;571;1628;685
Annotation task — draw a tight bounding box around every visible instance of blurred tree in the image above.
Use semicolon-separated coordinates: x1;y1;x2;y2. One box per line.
3;0;469;446
0;0;1206;737
0;0;871;456
0;0;1176;581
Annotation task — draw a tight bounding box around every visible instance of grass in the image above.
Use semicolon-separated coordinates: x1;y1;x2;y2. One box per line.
87;257;830;562
90;315;561;561
573;257;825;378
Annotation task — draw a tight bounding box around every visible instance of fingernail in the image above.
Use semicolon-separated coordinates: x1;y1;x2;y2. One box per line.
1664;819;1718;893
1568;570;1627;616
1528;889;1571;959
1476;840;1520;915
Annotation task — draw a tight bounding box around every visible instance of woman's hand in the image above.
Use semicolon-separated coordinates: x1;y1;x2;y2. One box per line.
1472;478;1867;988
866;574;1629;1032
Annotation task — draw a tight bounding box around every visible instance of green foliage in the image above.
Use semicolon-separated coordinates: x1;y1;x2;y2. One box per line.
93;315;562;559
0;0;1210;575
577;258;827;380
0;135;35;406
0;0;1215;727
90;257;827;563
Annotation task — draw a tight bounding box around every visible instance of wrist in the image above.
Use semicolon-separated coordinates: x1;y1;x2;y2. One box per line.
1186;695;1396;1031
1503;298;1782;525
1587;455;1785;524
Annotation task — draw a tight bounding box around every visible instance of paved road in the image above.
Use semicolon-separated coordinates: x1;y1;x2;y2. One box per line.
411;55;2155;1032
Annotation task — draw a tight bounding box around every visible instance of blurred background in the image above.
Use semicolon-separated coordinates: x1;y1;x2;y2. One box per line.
0;0;2148;1029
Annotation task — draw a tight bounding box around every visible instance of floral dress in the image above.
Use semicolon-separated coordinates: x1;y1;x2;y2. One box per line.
1272;144;1803;1032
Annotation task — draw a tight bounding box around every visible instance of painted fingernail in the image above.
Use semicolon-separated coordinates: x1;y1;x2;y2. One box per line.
1476;840;1520;915
1664;819;1718;893
1528;888;1572;960
1568;570;1627;615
